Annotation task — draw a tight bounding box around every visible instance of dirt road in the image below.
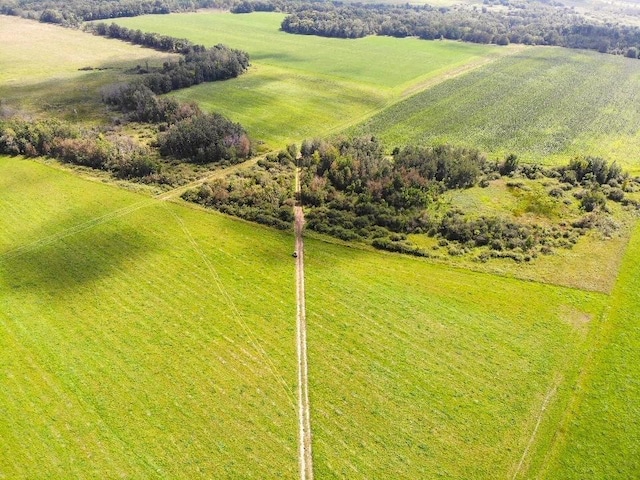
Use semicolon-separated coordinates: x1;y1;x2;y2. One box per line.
295;167;314;480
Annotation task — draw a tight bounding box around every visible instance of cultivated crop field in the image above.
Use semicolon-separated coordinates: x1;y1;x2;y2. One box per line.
350;47;640;172
0;16;176;122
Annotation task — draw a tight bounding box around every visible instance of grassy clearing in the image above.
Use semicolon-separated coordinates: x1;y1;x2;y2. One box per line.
431;179;635;293
303;237;607;478
111;12;506;147
0;156;298;478
169;64;388;148
0;16;176;122
531;223;640;479
350;47;640;173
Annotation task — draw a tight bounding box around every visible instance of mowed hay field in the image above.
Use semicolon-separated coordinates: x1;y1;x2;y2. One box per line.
537;223;640;478
0;157;298;478
303;239;609;478
5;155;637;479
350;47;640;172
111;12;510;147
0;16;176;121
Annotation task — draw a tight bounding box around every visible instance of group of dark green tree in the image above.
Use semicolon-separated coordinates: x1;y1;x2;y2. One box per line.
266;0;640;58
4;0;640;58
0;27;253;179
293;137;635;261
179;134;638;262
0;100;252;179
87;23;250;95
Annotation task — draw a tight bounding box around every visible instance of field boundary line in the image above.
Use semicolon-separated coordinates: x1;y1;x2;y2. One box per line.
511;378;560;480
320;44;529;140
295;166;314;480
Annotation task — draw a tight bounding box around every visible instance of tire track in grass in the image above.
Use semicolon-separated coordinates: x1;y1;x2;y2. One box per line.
295;166;314;480
511;379;560;480
0;157;262;261
161;202;296;411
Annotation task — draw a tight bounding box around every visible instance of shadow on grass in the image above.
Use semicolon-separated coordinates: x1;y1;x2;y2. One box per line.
1;206;156;294
0;54;174;121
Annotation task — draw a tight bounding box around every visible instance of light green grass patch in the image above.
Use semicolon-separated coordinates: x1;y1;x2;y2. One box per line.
111;12;507;147
0;16;176;121
303;237;607;478
169;64;387;148
532;222;640;478
0;156;298;478
113;12;501;90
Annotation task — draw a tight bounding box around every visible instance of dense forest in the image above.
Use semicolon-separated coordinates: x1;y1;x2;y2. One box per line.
262;0;640;57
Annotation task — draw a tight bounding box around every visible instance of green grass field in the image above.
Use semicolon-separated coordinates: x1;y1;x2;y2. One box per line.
3;10;640;479
3;155;638;479
111;12;508;147
349;47;640;172
303;238;609;478
0;16;176;122
0;156;298;478
532;222;640;478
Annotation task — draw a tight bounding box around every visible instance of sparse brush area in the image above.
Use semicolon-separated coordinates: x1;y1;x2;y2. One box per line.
182;149;296;229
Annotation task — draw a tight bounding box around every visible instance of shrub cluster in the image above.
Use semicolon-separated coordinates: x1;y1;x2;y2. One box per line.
158;113;252;164
294;138;634;260
182;151;296;229
102;83;202;123
0;118;159;179
299;137;488;249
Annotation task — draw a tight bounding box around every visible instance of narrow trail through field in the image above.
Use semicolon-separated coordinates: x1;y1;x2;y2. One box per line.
294;166;314;480
511;379;560;479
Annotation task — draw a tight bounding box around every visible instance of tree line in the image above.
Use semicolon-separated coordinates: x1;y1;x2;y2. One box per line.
272;1;640;57
0;117;160;178
0;0;233;26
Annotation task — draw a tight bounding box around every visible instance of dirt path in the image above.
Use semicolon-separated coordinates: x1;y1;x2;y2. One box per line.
294;166;314;480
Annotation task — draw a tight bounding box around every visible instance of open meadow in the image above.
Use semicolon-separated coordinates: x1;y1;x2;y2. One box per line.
0;156;299;478
303;238;608;478
3;155;638;478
